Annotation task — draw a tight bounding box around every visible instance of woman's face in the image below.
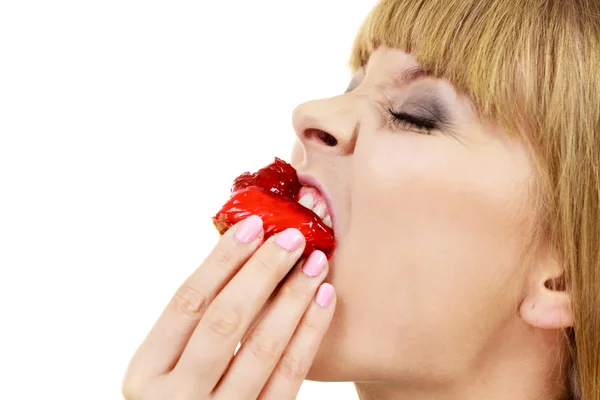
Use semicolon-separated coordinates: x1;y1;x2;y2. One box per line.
290;46;537;382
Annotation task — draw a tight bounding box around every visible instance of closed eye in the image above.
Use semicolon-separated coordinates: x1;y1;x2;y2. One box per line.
388;109;438;135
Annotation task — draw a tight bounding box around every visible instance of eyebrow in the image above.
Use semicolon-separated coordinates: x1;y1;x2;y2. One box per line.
345;66;434;93
394;66;433;86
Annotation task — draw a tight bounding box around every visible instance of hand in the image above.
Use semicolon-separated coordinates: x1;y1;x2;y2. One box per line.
122;215;336;400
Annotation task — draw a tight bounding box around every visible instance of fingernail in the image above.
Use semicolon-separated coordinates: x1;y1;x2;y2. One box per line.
234;215;263;243
274;228;304;251
316;283;334;308
302;250;326;277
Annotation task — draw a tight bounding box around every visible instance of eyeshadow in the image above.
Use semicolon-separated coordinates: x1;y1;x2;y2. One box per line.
402;95;451;125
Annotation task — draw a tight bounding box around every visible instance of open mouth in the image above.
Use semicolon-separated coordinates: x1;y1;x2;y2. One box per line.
297;186;332;228
212;158;336;258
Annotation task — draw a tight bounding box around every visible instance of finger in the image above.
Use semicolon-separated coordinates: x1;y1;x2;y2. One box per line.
213;251;328;399
172;228;306;394
125;215;264;383
258;283;336;400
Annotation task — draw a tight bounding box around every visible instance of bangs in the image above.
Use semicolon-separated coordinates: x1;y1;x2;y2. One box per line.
349;0;595;142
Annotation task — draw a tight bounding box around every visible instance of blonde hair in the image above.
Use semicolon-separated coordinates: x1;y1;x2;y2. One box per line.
349;0;600;398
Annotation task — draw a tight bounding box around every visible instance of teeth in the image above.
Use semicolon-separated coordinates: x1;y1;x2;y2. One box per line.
313;203;326;218
298;194;314;210
298;193;333;228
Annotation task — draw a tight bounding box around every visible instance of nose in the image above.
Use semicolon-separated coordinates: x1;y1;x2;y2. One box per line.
292;94;359;156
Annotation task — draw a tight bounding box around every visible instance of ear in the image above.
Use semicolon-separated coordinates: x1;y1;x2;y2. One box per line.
519;248;573;330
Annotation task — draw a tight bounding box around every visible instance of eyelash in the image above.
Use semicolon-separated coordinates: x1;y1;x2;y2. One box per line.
388;109;437;135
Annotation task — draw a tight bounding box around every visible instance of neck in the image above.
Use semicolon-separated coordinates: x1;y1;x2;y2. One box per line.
353;324;569;400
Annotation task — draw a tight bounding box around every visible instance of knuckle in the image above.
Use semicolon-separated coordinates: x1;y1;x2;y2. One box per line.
299;315;324;336
246;328;281;361
207;302;243;338
254;256;278;272
212;241;237;270
276;352;309;381
170;283;208;321
280;282;311;304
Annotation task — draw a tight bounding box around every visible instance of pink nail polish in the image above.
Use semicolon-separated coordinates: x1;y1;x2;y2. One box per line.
302;250;326;277
234;215;263;243
316;283;334;307
274;228;304;251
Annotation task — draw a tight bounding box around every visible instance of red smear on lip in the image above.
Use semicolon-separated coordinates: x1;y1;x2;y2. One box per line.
212;158;336;258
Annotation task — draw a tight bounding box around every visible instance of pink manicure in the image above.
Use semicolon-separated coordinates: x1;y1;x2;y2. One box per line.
234;215;263;243
316;283;334;307
274;228;304;251
302;250;326;277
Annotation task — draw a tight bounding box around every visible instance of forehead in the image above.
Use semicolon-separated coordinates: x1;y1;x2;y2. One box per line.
357;47;460;99
359;47;443;90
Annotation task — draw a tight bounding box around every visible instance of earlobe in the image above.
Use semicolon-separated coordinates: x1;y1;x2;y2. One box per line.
519;277;573;330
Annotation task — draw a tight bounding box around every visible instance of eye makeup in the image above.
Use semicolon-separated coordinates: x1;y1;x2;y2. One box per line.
388;95;451;134
342;69;455;135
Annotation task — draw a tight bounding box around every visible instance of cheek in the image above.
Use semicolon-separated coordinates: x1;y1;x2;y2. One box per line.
339;135;534;341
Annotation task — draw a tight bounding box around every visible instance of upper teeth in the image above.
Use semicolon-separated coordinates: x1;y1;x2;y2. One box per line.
298;194;332;228
298;194;313;209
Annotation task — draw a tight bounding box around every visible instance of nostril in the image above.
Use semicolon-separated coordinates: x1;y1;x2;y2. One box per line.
306;128;338;147
319;131;338;146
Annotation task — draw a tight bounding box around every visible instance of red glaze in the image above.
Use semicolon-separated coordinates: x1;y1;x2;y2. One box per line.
213;158;335;258
232;157;301;201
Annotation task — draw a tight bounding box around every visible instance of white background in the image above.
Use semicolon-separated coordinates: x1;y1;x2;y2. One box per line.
0;1;379;399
